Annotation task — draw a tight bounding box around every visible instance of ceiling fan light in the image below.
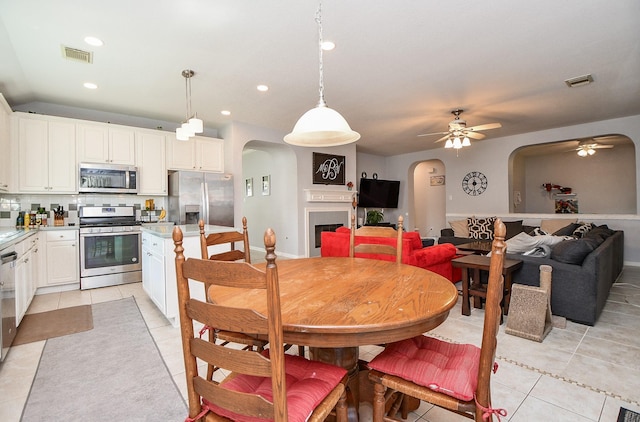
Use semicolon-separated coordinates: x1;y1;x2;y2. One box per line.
577;148;588;157
453;137;462;149
444;139;453;148
188;115;203;134
462;136;471;147
176;127;190;141
284;104;360;147
588;148;596;155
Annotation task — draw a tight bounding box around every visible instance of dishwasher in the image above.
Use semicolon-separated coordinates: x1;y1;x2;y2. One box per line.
1;246;17;362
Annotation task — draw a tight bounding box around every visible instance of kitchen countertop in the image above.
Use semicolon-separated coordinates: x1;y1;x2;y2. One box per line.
141;224;237;239
0;225;79;251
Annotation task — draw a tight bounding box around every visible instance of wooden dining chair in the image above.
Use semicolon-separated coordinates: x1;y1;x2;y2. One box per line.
350;214;404;263
198;218;268;381
367;219;508;422
174;226;349;422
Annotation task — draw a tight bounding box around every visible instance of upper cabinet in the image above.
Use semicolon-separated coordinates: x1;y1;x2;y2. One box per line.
77;123;136;165
17;114;77;193
167;135;224;172
136;130;167;195
0;94;11;192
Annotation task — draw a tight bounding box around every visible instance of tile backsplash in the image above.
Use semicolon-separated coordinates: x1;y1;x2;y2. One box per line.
0;193;167;227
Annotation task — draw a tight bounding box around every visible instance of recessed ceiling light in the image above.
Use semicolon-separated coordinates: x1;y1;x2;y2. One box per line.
84;36;103;47
257;85;269;92
321;41;335;51
83;82;98;89
221;110;231;116
564;74;593;87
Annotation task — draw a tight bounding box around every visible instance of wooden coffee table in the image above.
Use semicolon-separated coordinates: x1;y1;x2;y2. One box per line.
452;254;523;319
456;240;493;255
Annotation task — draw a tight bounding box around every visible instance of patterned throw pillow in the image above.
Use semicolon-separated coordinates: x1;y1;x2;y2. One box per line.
467;217;496;240
573;222;595;238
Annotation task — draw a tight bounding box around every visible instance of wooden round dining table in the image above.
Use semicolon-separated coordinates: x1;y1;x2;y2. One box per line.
208;256;458;419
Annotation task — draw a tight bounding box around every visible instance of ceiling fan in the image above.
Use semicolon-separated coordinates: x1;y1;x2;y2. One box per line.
418;109;502;148
573;137;614;157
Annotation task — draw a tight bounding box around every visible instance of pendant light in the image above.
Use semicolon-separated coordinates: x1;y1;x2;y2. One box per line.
284;2;360;147
176;69;203;141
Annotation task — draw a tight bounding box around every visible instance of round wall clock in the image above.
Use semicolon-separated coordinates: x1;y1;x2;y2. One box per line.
462;171;488;196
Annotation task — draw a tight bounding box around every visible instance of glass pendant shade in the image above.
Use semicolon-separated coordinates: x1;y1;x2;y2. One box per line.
284;104;360;147
453;137;462;149
182;122;195;136
176;127;190;141
189;115;203;134
577;148;587;157
462;136;471;147
588;148;595;155
444;139;454;148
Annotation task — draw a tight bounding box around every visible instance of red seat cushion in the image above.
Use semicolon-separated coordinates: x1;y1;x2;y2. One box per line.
368;335;480;401
206;353;346;422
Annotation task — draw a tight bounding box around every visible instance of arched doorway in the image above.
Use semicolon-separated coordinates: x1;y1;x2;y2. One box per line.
412;159;446;239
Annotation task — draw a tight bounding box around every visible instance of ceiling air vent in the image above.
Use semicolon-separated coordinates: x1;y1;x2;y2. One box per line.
564;74;593;88
61;45;93;64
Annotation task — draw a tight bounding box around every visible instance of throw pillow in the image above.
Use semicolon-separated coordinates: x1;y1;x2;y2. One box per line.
503;220;524;240
449;219;470;238
551;238;599;265
583;225;615;244
467;217;496;240
540;218;576;234
531;227;548;236
573;222;595;238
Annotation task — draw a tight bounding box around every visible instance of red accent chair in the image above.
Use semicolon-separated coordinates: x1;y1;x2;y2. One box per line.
321;227;458;282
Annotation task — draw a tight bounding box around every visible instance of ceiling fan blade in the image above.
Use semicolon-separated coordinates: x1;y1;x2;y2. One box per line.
465;131;485;140
593;144;614;149
467;122;502;131
417;131;449;137
434;134;451;143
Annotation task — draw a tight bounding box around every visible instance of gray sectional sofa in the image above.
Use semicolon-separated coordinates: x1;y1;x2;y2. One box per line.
439;221;624;325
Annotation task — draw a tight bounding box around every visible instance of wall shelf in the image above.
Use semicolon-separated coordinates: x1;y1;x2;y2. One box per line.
304;189;356;203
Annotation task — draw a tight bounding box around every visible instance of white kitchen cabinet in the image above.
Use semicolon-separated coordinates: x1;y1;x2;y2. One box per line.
0;94;11;192
77;123;136;165
45;230;79;286
167;135;224;172
141;232;166;313
136;131;167;195
15;234;38;325
17;114;77;193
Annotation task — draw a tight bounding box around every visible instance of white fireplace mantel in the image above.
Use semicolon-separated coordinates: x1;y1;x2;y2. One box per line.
304;189;356;203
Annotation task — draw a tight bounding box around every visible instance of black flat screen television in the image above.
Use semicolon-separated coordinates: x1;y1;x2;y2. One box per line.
358;178;400;208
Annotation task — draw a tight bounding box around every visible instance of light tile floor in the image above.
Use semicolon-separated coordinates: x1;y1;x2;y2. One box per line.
1;267;639;421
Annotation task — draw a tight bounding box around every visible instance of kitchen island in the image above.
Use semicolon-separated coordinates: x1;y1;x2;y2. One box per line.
141;224;238;326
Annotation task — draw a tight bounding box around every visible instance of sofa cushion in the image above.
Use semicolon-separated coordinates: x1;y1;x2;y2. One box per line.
503;220;523;240
551;237;600;264
404;231;425;250
449;219;469;238
552;222;581;236
467;217;496;240
583;225;615;243
541;219;576;234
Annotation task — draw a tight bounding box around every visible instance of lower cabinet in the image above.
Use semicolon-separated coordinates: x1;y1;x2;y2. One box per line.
142;232;166;313
44;230;79;287
141;230;210;327
15;234;39;325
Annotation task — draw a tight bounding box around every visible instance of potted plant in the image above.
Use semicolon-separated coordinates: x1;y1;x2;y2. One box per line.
366;209;384;225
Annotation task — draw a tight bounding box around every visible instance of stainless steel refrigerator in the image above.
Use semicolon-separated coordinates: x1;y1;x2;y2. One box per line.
168;171;234;227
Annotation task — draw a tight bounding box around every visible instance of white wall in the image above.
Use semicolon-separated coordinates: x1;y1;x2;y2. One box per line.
375;114;640;264
413;160;446;237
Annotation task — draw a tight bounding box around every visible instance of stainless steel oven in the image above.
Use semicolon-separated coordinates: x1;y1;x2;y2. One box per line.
79;206;142;290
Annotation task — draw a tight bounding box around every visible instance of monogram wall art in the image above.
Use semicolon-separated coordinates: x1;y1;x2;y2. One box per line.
312;152;345;185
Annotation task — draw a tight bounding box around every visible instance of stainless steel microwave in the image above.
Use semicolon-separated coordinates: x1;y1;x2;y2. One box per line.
78;163;138;194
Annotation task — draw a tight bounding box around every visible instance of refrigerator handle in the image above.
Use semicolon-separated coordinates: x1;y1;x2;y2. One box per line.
203;182;210;224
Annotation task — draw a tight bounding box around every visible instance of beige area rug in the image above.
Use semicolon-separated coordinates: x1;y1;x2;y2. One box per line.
13;305;93;345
